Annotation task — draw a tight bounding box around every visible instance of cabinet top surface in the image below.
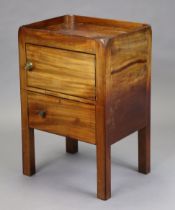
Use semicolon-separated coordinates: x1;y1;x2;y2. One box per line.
23;15;149;40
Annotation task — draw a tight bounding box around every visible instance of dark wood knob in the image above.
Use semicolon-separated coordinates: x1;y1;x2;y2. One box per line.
38;111;46;118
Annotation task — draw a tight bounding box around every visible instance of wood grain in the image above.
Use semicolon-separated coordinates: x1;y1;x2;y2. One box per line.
20;26;96;54
74;15;146;29
21;91;35;176
18;28;36;176
19;15;152;200
25;15;146;38
96;40;111;200
28;92;96;144
45;23;127;38
110;62;147;143
26;44;96;99
138;28;152;174
110;31;148;74
108;29;150;144
26;86;96;105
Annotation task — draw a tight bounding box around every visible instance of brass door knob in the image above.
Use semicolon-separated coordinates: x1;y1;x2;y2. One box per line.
25;60;33;71
38;111;46;118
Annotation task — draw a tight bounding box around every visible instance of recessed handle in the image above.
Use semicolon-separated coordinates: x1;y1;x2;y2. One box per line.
25;60;33;71
38;111;46;118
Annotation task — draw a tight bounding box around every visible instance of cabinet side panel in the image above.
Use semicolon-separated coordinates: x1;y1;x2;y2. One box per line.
109;28;151;144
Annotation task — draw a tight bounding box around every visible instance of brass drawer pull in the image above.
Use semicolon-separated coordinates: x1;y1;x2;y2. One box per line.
25;60;33;71
38;111;46;118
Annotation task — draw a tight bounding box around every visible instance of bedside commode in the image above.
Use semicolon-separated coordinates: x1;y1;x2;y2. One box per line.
18;15;152;200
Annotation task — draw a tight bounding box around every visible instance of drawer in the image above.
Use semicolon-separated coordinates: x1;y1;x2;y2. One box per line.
26;44;96;100
28;92;96;144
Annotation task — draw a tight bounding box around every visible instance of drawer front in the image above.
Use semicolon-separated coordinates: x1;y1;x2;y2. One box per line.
26;44;96;100
28;92;96;144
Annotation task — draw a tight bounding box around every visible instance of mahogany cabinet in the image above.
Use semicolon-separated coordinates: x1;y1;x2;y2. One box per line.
18;15;152;200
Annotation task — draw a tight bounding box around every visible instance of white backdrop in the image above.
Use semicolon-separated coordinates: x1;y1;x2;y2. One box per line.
0;0;175;209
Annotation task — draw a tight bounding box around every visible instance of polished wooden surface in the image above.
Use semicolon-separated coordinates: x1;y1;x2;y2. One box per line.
19;15;152;200
96;41;111;200
26;86;96;105
26;44;95;99
110;31;148;75
28;92;96;144
110;62;147;143
138;28;152;174
107;29;150;144
29;15;145;38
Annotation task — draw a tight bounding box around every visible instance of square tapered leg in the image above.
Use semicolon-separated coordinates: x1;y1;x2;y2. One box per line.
138;126;151;174
66;137;78;154
22;127;35;176
97;143;111;200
